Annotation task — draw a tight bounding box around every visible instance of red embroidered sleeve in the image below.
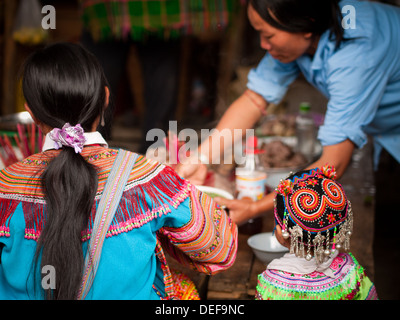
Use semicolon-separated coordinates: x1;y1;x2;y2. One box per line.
158;184;238;275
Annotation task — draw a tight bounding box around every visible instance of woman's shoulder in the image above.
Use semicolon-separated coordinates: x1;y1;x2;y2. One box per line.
89;147;183;190
86;148;190;239
326;1;400;70
0;152;51;200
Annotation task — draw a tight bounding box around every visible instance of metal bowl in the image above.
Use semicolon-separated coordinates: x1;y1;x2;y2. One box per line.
247;232;289;265
258;136;322;189
264;166;304;189
0;112;34;131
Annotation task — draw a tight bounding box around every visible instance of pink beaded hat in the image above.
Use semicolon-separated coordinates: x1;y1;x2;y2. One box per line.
274;165;353;263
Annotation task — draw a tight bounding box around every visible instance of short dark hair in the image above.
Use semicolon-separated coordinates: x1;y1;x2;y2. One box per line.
249;0;344;48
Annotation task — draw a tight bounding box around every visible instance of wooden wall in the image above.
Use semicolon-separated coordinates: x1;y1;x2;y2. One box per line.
1;0;81;116
0;0;245;122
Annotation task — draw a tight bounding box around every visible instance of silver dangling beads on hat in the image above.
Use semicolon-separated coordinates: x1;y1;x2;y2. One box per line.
282;208;290;239
324;229;331;256
305;231;312;261
282;230;290;239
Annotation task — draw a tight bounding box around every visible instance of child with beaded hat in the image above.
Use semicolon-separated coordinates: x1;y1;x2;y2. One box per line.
255;165;378;300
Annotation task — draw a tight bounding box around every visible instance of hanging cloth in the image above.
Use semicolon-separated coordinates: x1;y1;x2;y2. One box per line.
77;149;138;300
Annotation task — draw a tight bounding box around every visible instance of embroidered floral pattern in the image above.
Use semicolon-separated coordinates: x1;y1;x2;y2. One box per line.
21;158;49;166
86;150;118;162
328;213;336;223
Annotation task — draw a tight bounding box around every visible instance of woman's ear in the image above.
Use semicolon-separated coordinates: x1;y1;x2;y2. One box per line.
104;86;110;108
99;86;110;128
24;103;52;134
304;32;313;40
24;103;38;124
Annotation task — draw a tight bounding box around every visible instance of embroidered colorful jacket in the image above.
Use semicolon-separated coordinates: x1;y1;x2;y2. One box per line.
255;253;378;300
0;146;237;299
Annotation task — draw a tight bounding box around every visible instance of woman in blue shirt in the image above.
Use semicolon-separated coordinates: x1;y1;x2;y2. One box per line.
179;0;400;225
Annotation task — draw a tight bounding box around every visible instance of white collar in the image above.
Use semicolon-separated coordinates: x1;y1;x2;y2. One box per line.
267;250;339;278
42;131;108;152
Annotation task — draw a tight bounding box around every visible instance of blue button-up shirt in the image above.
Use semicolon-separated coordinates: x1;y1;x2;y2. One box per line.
247;0;400;167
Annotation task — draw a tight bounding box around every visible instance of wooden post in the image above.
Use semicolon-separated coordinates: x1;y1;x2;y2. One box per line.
2;0;17;115
175;36;192;122
214;5;247;118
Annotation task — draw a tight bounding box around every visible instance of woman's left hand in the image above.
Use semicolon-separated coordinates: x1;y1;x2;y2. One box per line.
213;197;257;226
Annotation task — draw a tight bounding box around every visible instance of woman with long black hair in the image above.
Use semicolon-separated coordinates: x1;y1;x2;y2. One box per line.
0;42;237;299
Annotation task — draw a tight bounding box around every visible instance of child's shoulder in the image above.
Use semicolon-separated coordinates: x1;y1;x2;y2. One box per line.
257;252;363;299
257;252;368;300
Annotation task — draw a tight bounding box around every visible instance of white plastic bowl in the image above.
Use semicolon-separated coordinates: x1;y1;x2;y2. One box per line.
247;232;289;265
196;186;234;200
